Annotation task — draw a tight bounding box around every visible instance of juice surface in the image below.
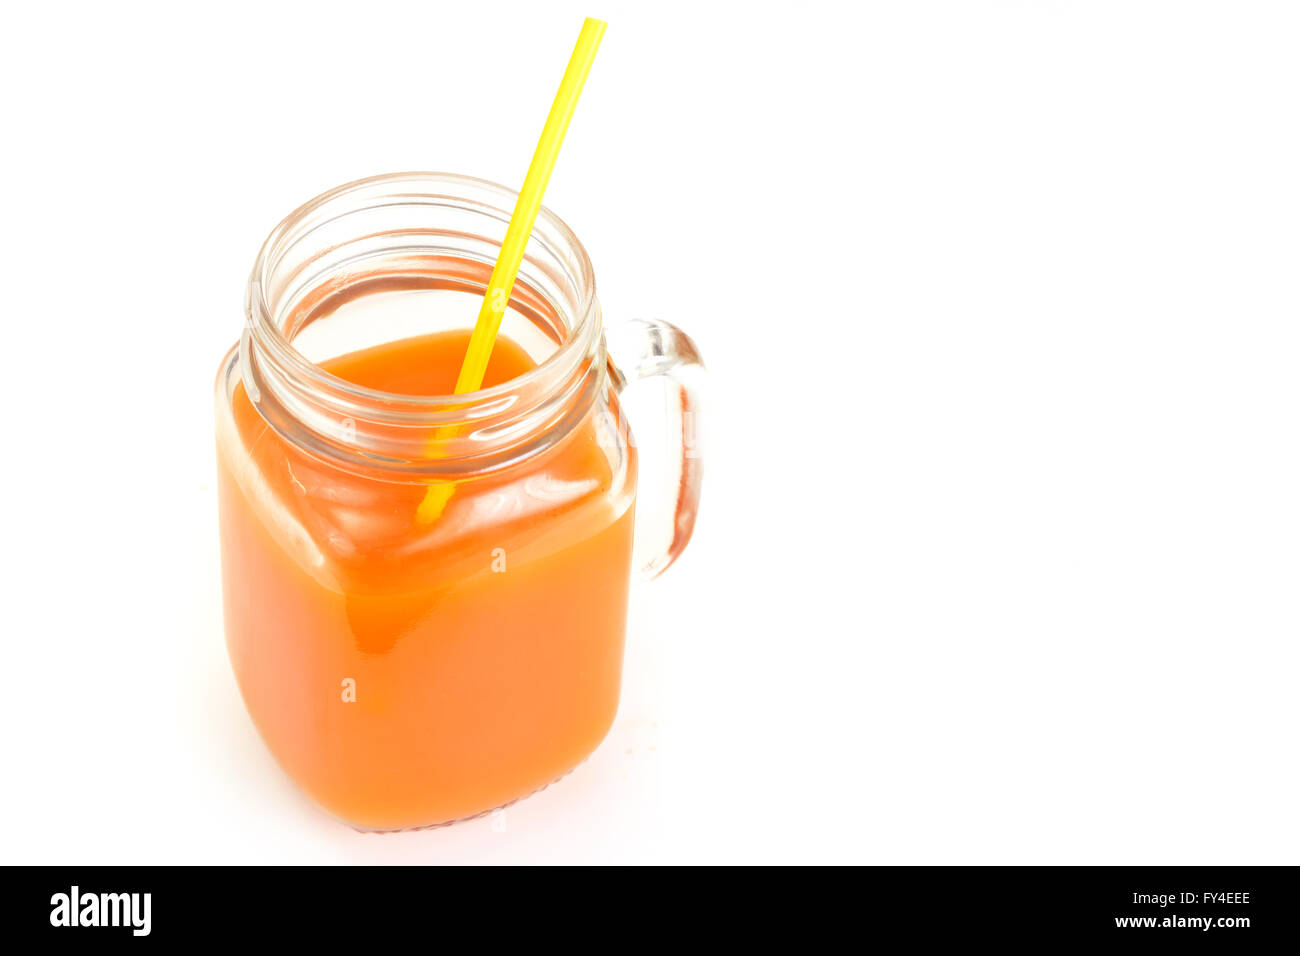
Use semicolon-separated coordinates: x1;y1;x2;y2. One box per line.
325;327;537;396
217;328;635;829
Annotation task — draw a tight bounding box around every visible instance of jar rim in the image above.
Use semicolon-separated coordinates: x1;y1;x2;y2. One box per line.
245;170;600;418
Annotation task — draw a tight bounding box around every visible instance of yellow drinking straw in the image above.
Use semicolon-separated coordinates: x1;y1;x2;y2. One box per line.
417;16;607;524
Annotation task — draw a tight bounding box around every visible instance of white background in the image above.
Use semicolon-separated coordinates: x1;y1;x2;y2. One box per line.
2;1;1298;864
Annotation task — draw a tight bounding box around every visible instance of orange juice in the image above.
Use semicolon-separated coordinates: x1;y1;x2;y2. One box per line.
219;172;705;830
216;321;637;830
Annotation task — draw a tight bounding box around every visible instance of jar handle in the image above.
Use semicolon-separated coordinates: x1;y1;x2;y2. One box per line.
605;319;706;579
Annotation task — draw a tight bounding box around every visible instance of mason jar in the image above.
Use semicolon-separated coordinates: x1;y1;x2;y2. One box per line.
214;172;704;830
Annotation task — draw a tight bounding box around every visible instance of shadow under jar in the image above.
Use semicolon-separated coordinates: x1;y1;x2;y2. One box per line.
214;173;704;830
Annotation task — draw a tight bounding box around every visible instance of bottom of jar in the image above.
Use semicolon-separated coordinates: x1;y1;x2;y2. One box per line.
341;765;580;834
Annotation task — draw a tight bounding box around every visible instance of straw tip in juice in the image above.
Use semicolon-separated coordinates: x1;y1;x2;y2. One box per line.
416;482;455;524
